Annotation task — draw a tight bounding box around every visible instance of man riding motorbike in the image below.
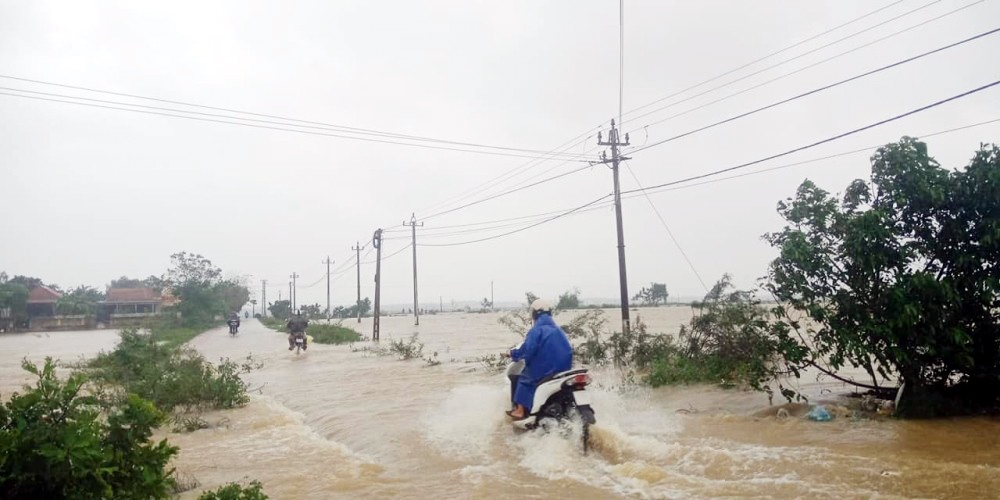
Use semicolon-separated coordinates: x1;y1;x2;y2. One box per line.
227;312;240;332
286;310;309;350
502;299;573;420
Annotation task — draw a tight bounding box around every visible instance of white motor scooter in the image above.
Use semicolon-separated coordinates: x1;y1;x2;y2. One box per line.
506;353;597;453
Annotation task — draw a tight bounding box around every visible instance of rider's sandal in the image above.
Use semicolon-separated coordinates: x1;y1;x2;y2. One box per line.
505;410;529;421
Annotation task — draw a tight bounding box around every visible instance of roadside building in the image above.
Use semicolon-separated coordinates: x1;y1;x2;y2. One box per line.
98;287;164;326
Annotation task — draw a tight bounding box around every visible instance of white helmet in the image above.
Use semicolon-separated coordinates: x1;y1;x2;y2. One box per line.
529;298;553;320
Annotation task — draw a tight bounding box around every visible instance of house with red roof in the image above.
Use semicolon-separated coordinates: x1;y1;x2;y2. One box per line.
98;287;165;326
26;285;61;317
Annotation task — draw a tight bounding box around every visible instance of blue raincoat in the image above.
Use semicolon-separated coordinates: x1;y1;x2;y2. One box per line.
510;314;573;410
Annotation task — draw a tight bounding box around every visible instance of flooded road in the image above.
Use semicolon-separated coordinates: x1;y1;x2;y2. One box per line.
2;308;999;499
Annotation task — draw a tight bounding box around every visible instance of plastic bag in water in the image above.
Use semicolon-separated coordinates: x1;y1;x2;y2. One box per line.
807;405;832;422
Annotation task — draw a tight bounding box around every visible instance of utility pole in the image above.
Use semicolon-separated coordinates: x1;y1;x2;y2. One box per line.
597;119;632;334
288;281;293;316
289;272;299;312
352;242;362;323
403;213;423;326
372;229;383;341
261;279;267;318
322;257;334;321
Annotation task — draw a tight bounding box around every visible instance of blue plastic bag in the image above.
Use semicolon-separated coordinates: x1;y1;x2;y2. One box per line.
807;405;832;421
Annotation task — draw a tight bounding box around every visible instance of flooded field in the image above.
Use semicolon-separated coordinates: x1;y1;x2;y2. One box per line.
2;308;998;499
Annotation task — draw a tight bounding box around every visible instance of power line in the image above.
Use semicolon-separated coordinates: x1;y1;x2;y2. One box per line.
0;88;591;162
628;1;987;135
627;26;1000;155
623;79;1000;196
0;74;588;159
621;0;911;119
420;164;594;220
419;195;612;247
625;0;953;126
410;1;942;221
624;117;1000;197
623;161;710;293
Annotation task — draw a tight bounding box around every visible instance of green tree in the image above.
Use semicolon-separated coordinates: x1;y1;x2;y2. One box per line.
165;253;247;326
556;288;581;310
268;300;291;319
0;280;29;327
525;292;538;306
765;138;1000;417
215;279;250;315
633;282;669;306
6;275;44;290
109;275;166;292
0;358;177;499
55;286;104;316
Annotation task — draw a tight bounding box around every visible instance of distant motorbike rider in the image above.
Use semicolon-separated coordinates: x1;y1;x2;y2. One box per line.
287;310;309;350
503;299;573;420
228;312;240;330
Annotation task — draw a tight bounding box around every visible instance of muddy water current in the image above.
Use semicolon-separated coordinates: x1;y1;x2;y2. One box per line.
2;308;998;499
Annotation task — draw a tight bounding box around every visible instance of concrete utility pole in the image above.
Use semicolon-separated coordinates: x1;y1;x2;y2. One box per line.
322;257;334;321
596;119;632;334
261;279;268;318
403;213;423;326
372;229;383;341
288;281;293;316
289;272;299;312
352;242;362;323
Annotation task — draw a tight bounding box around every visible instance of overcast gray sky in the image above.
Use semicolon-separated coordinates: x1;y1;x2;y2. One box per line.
2;0;998;310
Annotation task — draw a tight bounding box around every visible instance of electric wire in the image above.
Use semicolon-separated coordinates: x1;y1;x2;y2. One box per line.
420;164;594;221
415;2;980;222
419;195;612;247
0;74;588;159
622;161;710;293
0;89;590;162
625;0;955;127
623;79;1000;196
625;117;1000;197
627;26;1000;155
621;0;910;119
627;1;987;135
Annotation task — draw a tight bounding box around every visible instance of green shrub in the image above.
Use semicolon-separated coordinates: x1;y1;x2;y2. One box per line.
0;358;178;499
389;334;425;359
306;324;361;344
87;328;258;412
198;479;268;500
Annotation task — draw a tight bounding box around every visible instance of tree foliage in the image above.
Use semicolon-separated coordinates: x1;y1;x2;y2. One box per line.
268;300;291;319
109;275;166;292
165;252;248;326
556;288;581;310
56;286;104;316
0;279;29;326
632;282;669;306
765;138;1000;416
0;358;177;499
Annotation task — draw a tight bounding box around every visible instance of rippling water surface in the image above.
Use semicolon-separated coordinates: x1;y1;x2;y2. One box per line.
2;308;998;499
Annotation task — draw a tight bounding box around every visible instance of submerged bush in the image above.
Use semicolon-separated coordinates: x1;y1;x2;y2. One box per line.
198;479;268;500
306;324;361;344
648;275;798;402
87;328;259;412
0;358;178;499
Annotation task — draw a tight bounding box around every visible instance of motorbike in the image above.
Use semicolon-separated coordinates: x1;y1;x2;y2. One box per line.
505;354;597;453
291;331;307;354
227;320;239;336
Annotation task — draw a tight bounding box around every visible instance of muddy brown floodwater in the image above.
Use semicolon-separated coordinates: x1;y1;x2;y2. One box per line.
1;307;998;499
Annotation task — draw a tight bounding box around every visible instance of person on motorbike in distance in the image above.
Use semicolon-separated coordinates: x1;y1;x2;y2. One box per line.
503;299;573;420
286;310;309;350
228;312;240;327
